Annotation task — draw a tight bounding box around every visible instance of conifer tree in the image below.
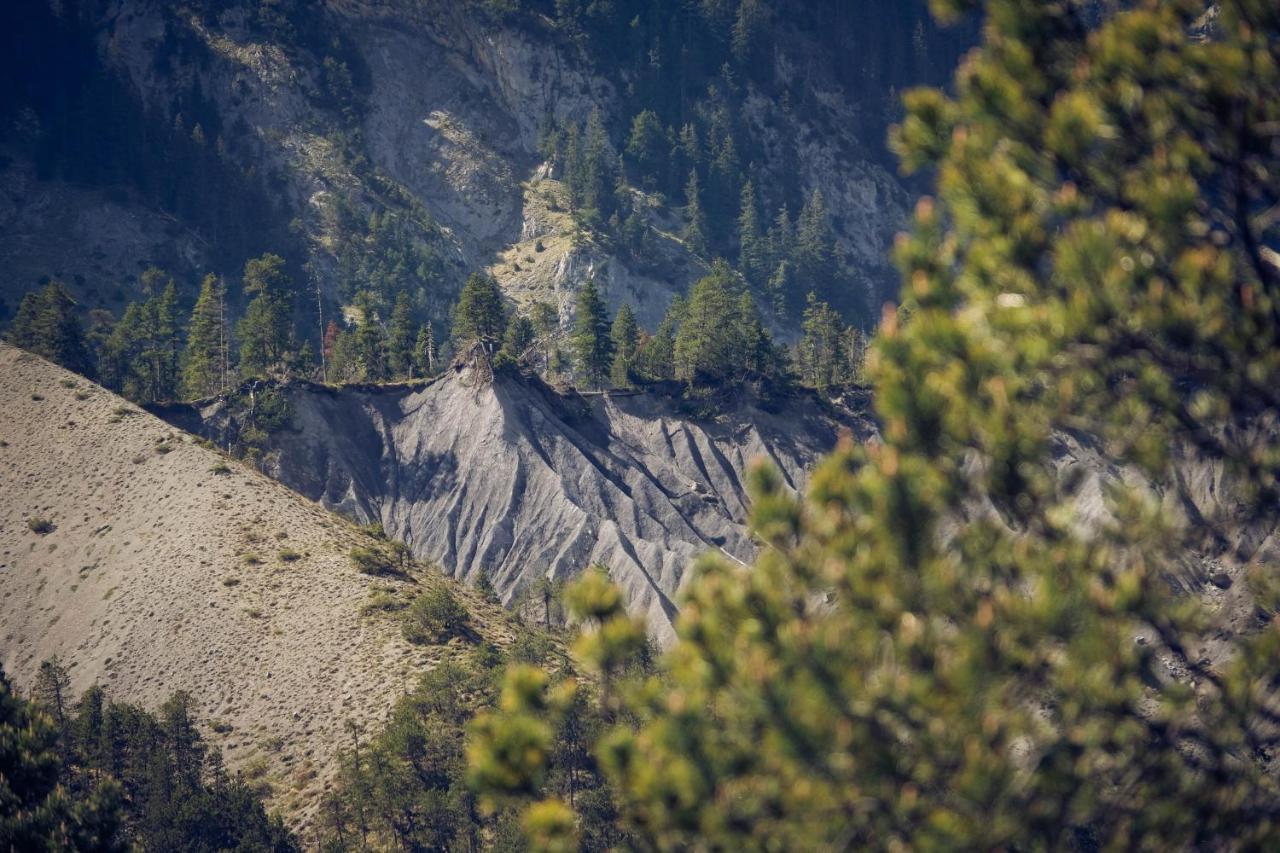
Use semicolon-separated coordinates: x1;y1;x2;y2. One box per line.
766;204;794;275
798;290;842;390
708;134;741;240
737;179;766;287
182;274;231;399
609;304;639;388
673;260;739;383
683;170;709;257
624;109;666;190
570;278;612;390
452;273;507;355
498;313;536;366
237;253;294;379
0;667;122;850
385;292;416;379
636;297;682;383
353;292;387;381
733;290;772;378
153;279;182;400
730;0;770;66
6;282;95;378
580;107;617;226
794;189;835;296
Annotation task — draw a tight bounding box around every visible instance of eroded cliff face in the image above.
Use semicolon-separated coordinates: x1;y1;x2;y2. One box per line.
161;366;876;643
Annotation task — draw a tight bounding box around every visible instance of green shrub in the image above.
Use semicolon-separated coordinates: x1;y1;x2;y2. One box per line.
350;546;393;575
243;553;263;566
402;587;470;645
361;587;408;615
278;548;301;563
27;517;55;535
209;461;232;475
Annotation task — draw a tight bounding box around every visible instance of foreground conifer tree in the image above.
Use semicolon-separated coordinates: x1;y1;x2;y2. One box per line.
469;1;1280;848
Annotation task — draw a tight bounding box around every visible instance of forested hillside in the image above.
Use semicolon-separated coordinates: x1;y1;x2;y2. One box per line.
0;0;975;402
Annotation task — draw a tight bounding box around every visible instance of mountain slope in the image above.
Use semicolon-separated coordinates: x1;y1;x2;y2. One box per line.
0;0;974;336
0;342;519;839
159;365;876;644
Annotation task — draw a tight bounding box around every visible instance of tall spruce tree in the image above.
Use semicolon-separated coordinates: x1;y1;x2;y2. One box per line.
237;253;293;379
794;188;835;297
6;282;95;378
737;179;766;287
625;110;667;190
353;292;387;382
498;312;536;366
683;170;709;257
452;273;507;354
570;278;612;390
385;292;416;379
636;297;683;382
609;304;639;388
182;274;231;399
798;290;842;390
673;260;740;384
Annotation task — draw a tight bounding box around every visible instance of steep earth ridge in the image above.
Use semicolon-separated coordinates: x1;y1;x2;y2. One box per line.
160;366;878;643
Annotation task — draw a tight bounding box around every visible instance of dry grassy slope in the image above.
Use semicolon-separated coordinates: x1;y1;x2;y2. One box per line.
0;342;518;839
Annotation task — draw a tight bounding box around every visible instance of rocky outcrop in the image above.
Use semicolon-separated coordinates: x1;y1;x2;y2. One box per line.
161;367;876;643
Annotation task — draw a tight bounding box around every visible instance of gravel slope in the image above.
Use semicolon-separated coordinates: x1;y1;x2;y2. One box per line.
0;343;518;840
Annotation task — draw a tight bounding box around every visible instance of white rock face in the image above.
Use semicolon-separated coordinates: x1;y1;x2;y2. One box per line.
167;367;876;644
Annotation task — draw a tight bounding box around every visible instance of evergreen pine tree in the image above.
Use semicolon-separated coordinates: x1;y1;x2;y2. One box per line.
731;0;770;66
562;123;585;209
153;279;182;401
581;107;617;226
237;253;294;379
498;313;536;366
737;179;766;287
624;110;667;190
182;274;231;400
766;205;795;273
708;134;742;242
799;291;841;390
636;297;682;383
386;292;416;379
673;261;740;384
570;278;612;390
472;6;1280;846
609;304;639;388
794;189;835;297
683;170;709;257
0;667;122;850
452;273;507;354
353;292;387;382
5;282;95;378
